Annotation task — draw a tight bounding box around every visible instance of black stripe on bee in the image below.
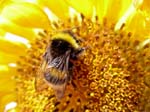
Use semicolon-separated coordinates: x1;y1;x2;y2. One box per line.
44;72;67;85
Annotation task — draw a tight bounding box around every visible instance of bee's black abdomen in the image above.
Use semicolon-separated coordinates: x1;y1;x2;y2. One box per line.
44;72;67;85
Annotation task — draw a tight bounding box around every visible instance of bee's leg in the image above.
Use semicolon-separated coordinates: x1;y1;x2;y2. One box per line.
71;80;77;90
71;48;85;60
34;72;48;92
52;83;67;100
68;61;74;81
42;52;47;59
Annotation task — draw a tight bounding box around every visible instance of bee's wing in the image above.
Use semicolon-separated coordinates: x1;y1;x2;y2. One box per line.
44;50;71;99
52;50;70;68
34;60;49;92
46;50;71;81
47;82;67;100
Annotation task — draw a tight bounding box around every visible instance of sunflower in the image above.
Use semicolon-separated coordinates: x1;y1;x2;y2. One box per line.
0;0;150;112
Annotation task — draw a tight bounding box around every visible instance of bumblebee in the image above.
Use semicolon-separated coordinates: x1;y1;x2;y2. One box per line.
40;31;84;99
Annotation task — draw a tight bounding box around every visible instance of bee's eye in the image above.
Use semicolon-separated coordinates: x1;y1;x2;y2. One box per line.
76;38;84;44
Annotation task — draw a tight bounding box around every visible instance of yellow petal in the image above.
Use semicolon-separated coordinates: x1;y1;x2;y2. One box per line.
0;65;16;81
0;33;29;55
0;17;39;41
0;93;16;112
0;52;19;64
115;0;143;30
0;79;15;91
0;65;17;112
65;0;94;18
105;0;132;24
118;0;132;18
126;10;150;41
38;0;70;20
93;0;109;23
0;29;5;36
139;0;150;20
10;0;38;3
1;2;50;29
94;0;132;25
0;65;17;91
140;0;150;12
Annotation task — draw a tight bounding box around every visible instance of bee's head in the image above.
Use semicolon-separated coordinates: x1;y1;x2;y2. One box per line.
48;32;81;57
51;39;72;53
